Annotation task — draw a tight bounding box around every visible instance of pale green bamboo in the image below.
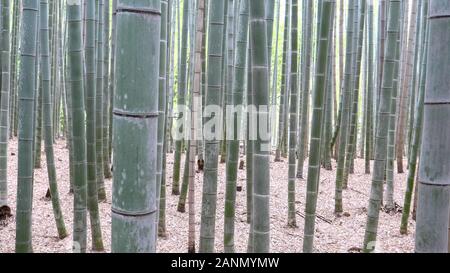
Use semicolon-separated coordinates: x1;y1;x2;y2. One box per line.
384;9;402;211
67;0;88;253
187;0;205;253
287;0;299;228
15;0;39;253
111;0;161;253
334;0;355;214
275;0;290;162
224;0;249;253
364;0;374;174
362;0;401;252
0;0;11;209
95;0;106;202
343;0;365;188
297;0;313;179
400;0;427;235
303;0;335;253
249;0;271;253
415;0;450;253
199;0;226;253
84;0;104;251
102;0;111;179
173;0;190;196
39;0;68;240
156;0;168;239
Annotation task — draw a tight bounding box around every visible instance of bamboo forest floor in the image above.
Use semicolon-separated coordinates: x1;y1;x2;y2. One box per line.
0;138;415;253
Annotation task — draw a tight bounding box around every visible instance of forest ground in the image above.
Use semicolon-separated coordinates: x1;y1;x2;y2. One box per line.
0;138;415;253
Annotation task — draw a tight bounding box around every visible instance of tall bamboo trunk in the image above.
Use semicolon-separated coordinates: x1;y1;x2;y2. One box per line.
223;0;249;253
249;0;271;253
334;0;355;214
303;0;335;253
111;0;161;253
296;0;313;179
199;0;226;253
287;0;299;228
0;0;11;210
365;0;374;174
39;0;68;241
95;0;106;202
363;0;402;253
173;0;190;196
16;0;39;253
400;0;426;235
156;0;168;244
415;0;450;253
84;0;104;251
396;0;418;174
67;0;88;253
275;0;290;162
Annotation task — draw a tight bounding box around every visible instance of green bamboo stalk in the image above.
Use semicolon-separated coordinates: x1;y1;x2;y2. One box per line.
102;0;111;179
95;0;106;202
158;0;172;238
249;0;271;253
407;0;422;162
384;8;402;211
9;0;19;139
108;0;117;163
303;0;335;253
365;0;374;174
67;0;88;253
84;0;104;251
415;0;450;253
362;0;401;253
65;31;75;194
400;0;427;235
224;0;249;253
321;31;334;171
396;0;418;174
334;0;355;214
173;0;190;196
0;0;11;210
343;0;365;188
287;0;299;228
187;0;205;253
39;0;68;240
177;0;196;213
34;86;43;169
199;0;225;253
274;0;290;162
296;0;313;179
246;37;254;252
156;0;168;239
15;0;39;253
111;0;161;253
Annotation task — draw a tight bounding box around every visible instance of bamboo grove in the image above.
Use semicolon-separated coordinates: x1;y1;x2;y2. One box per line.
0;0;449;253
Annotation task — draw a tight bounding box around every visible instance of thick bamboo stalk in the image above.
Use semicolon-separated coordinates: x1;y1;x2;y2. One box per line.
415;0;450;253
287;0;299;228
363;0;402;253
249;0;271;253
111;0;161;253
334;0;355;214
84;0;104;251
224;0;248;253
95;0;106;202
0;0;11;209
199;0;225;253
39;0;68;241
67;0;88;253
303;0;335;253
15;0;39;253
